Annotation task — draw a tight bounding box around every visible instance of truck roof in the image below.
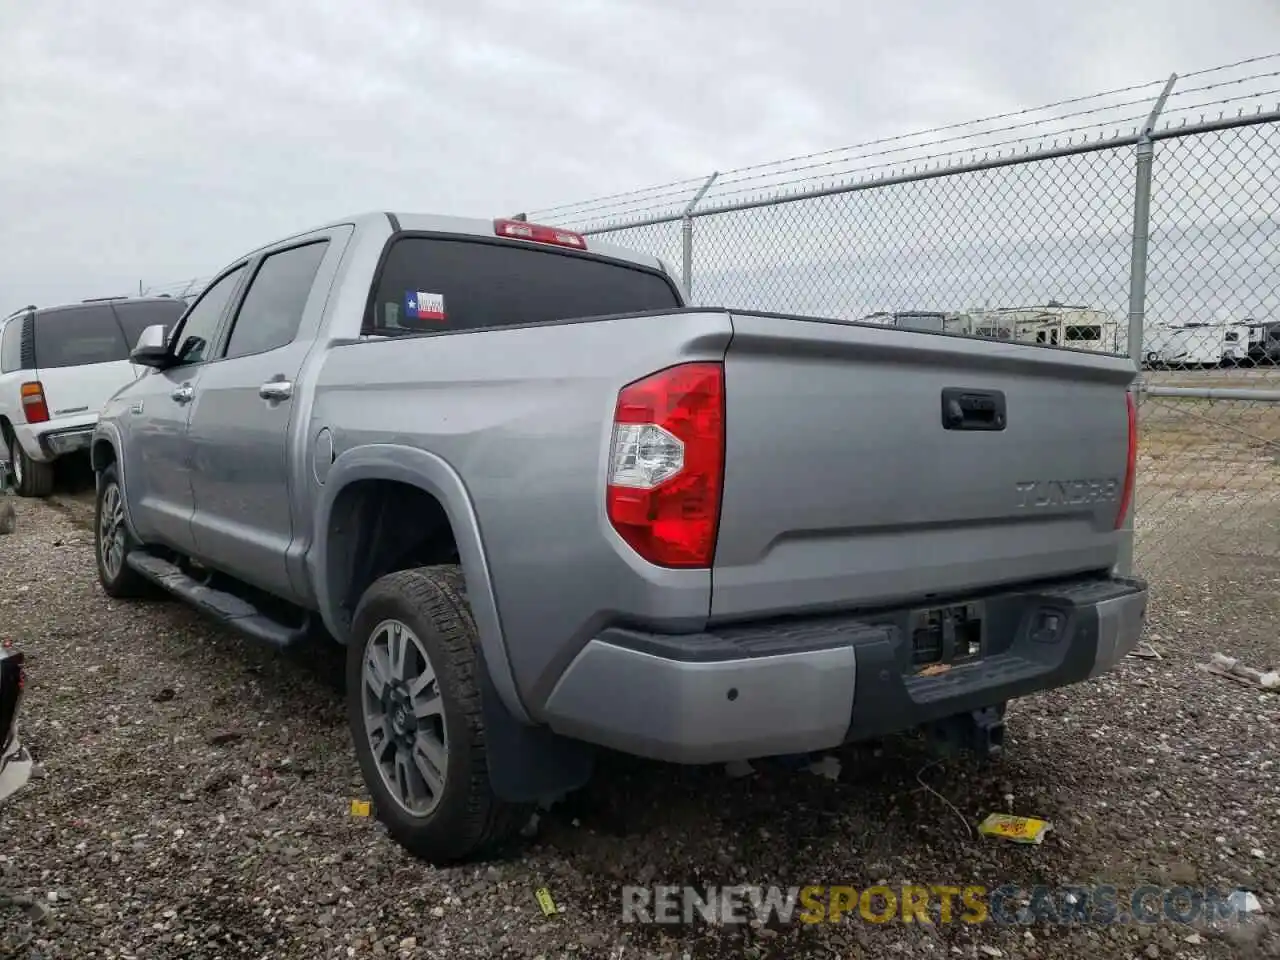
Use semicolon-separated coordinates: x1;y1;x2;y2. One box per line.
248;211;668;276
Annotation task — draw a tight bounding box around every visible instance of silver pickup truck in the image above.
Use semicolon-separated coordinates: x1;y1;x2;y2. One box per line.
91;212;1147;863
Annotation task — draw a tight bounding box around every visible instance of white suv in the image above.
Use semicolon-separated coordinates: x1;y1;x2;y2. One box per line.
0;296;187;496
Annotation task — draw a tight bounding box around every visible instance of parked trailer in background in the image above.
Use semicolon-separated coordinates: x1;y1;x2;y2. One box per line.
1143;322;1247;368
1246;320;1280;365
860;311;950;332
1222;322;1250;365
951;304;1122;354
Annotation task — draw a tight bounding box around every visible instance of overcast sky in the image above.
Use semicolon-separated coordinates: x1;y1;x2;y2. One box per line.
1;0;1278;309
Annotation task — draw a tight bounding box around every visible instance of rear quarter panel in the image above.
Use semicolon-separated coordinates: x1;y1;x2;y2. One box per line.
310;310;733;714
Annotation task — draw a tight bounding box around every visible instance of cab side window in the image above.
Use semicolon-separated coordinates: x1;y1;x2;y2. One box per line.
171;267;246;366
222;242;328;360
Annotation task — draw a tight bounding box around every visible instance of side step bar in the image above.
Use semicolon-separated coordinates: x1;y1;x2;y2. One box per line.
126;553;308;649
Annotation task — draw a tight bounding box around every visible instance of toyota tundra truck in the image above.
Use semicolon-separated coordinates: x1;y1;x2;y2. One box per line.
90;212;1146;863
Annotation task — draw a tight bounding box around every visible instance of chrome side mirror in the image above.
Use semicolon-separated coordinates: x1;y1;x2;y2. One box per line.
130;324;171;368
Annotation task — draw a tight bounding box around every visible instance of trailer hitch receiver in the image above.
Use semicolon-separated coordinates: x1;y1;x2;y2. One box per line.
926;705;1006;760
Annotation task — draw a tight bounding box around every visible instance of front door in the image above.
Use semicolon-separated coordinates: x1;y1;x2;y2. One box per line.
186;240;330;602
123;266;247;550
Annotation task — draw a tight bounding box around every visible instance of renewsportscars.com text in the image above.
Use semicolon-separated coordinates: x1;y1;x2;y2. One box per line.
621;884;1255;926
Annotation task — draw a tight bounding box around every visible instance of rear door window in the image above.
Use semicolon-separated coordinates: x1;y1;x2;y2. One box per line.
367;236;681;335
222;241;329;359
112;300;188;354
33;305;128;369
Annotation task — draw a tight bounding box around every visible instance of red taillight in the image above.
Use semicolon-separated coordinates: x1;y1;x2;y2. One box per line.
1115;391;1138;529
493;218;587;250
20;381;48;423
606;363;725;568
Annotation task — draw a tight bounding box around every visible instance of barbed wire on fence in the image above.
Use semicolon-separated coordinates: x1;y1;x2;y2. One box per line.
139;276;211;300
526;56;1280;233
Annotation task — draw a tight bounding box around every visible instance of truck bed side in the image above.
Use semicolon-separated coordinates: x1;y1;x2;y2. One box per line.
310;310;733;712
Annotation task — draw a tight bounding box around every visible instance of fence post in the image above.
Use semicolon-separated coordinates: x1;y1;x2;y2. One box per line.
1127;73;1177;365
1119;73;1176;577
681;172;719;301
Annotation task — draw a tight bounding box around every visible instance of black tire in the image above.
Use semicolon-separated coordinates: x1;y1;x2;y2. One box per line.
8;435;54;498
347;566;529;864
94;462;155;599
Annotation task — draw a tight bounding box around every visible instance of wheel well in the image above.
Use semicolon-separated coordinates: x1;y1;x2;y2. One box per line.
91;438;117;472
0;416;12;446
326;479;459;636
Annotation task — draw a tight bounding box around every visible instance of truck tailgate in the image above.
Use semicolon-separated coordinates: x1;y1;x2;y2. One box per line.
712;312;1137;619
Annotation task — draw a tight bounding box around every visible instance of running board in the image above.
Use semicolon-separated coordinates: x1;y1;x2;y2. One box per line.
126;553;308;649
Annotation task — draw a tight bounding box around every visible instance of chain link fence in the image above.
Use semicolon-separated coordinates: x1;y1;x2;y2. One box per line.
527;57;1280;587
1136;117;1280;582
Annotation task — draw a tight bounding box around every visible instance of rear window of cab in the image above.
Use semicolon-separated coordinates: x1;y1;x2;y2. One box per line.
367;236;681;335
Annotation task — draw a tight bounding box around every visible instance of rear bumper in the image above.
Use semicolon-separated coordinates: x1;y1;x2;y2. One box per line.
40;424;95;457
12;415;98;462
542;575;1147;763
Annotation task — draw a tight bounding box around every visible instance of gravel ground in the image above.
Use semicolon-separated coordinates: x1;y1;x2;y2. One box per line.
0;476;1277;960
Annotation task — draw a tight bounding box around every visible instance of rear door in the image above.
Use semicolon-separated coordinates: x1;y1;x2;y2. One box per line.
186;235;338;602
31;304;134;421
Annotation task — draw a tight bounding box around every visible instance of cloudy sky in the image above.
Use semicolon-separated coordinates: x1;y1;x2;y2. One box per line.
1;0;1277;309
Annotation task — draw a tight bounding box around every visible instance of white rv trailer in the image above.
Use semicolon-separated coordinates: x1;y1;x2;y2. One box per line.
952;304;1122;354
1143;321;1250;367
1222;322;1250;364
859;310;950;331
1246;320;1280;364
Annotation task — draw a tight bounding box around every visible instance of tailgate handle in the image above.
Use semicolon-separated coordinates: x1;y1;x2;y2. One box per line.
941;388;1006;431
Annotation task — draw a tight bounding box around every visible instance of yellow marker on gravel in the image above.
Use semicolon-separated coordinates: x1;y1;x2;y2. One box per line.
349;799;371;817
978;813;1052;844
535;888;558;916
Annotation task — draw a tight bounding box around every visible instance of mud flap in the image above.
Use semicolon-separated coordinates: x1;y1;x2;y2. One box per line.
475;649;595;804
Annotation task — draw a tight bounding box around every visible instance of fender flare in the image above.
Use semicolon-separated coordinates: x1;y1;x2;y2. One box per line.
311;444;531;724
88;423;145;543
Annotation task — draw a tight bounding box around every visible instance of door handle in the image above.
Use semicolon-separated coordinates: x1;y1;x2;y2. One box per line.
259;379;294;402
941;387;1006;431
171;383;194;404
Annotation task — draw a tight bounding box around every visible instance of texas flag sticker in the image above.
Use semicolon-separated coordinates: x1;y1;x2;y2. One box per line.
404;291;446;322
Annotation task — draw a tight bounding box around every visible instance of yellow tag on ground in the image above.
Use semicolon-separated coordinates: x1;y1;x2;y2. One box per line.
535;887;558;916
349;799;371;817
978;813;1052;844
